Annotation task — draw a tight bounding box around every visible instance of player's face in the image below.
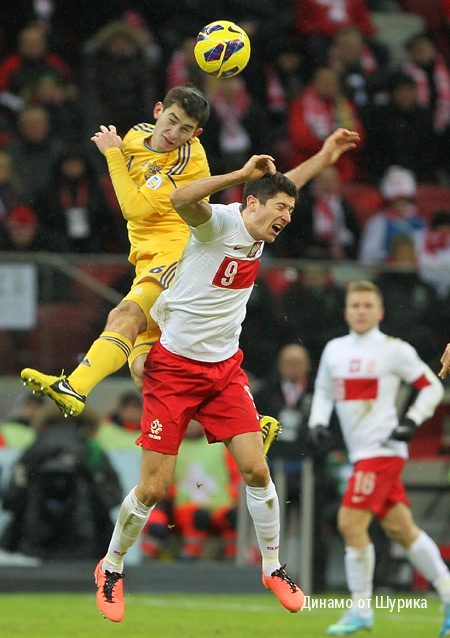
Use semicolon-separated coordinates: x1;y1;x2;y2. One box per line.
151;102;202;152
345;291;384;334
244;192;295;242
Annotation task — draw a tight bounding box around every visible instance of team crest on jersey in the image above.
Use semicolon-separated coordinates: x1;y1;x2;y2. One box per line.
146;174;162;189
349;359;361;373
247;242;263;258
143;160;163;178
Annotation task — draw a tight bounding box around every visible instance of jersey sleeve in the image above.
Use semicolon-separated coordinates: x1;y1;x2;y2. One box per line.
190;205;236;243
104;147;172;221
394;340;444;425
308;343;336;427
104;140;210;222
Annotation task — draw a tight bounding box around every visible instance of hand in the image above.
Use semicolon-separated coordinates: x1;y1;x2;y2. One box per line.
308;425;331;449
439;343;450;379
239;154;276;182
91;124;123;155
320;128;361;166
389;417;417;442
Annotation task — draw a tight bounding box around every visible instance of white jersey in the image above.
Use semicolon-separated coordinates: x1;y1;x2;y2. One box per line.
151;202;263;362
308;328;444;463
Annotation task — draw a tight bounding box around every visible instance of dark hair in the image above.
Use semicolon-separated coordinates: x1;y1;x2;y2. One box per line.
430;209;450;229
117;391;143;409
388;72;416;92
242;171;298;205
163;83;210;128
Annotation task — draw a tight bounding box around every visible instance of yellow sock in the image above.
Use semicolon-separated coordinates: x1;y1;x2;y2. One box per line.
68;332;133;397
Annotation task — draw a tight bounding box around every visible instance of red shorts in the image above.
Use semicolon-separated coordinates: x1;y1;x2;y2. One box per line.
137;341;261;454
341;457;410;520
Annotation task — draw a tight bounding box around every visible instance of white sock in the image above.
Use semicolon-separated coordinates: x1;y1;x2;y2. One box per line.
246;479;281;577
345;544;375;617
406;531;450;603
103;487;153;573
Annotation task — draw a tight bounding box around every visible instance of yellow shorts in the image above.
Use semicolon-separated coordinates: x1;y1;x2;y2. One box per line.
125;253;182;368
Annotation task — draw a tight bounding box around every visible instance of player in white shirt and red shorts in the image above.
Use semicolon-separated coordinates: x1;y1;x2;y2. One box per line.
93;129;362;622
309;280;450;637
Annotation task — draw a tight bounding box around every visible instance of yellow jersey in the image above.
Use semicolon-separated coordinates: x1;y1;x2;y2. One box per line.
104;123;210;266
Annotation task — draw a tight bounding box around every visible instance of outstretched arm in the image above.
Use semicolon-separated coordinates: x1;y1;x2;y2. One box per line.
170;154;276;227
284;128;360;189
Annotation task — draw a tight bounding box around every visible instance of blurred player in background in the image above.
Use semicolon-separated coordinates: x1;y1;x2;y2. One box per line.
93;131;361;622
308;280;450;637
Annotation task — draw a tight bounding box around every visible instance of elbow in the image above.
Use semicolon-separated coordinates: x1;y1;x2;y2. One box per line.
169;189;179;208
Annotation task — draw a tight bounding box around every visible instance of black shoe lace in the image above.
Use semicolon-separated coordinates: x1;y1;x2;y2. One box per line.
271;565;298;593
103;570;124;603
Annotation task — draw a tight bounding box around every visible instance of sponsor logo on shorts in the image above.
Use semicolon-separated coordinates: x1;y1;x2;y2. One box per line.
146;175;162;189
149;419;163;440
351;495;366;503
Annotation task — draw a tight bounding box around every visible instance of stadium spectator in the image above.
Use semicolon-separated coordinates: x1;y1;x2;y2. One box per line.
0;23;72;97
362;72;439;183
3;104;65;207
80;20;159;139
102;391;143;433
291;0;379;68
25;74;85;147
0;203;76;308
239;275;280;382
287;66;366;183
0;393;44;449
402;33;450;179
206;76;274;202
0;151;24;220
280;263;347;365
418;209;450;299
308;280;450;637
166;36;210;94
374;234;445;367
359;165;427;265
34;148;120;254
268;165;361;260
0;204;64;253
97;390;143;451
328;26;387;112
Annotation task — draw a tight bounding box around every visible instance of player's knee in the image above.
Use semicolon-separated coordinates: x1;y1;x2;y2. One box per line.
131;369;144;393
242;461;270;487
337;514;364;540
106;302;145;335
130;357;145;392
137;481;169;507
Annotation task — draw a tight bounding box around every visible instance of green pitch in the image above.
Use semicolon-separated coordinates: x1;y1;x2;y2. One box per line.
0;592;444;637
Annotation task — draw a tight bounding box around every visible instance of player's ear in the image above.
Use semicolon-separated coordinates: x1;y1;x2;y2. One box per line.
153;102;164;119
192;127;203;138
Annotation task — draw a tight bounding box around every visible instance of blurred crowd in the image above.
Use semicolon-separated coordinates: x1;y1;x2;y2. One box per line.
1;4;450;365
0;1;450;252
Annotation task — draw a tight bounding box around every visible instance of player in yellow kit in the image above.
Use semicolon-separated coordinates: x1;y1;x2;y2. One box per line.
22;84;211;407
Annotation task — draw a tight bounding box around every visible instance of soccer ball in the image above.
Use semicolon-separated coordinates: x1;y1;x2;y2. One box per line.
194;20;251;78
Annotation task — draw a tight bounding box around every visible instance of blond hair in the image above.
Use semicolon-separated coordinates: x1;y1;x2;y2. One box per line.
346;280;383;305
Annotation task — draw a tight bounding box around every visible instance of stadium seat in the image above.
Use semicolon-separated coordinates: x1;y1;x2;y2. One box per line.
415;184;450;221
341;182;384;224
